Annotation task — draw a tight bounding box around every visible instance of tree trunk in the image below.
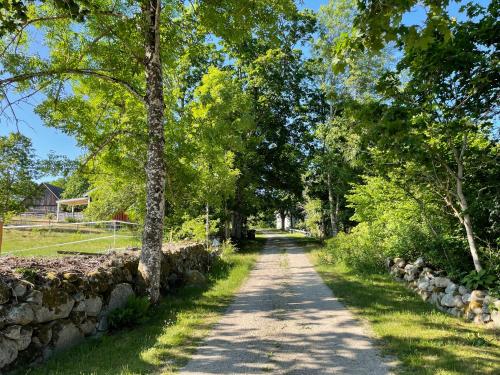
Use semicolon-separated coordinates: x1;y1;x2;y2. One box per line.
231;210;243;240
327;171;338;237
224;203;231;240
205;202;210;248
455;156;482;272
138;0;165;304
280;210;286;231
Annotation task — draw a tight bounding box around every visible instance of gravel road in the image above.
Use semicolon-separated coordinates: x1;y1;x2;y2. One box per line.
180;232;392;374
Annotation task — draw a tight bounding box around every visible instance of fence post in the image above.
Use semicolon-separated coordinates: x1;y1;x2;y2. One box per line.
0;219;3;255
113;220;116;249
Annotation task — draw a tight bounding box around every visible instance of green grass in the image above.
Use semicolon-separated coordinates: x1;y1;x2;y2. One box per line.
309;247;500;375
17;237;263;375
2;229;140;257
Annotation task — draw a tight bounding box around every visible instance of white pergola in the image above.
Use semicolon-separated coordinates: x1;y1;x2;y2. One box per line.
56;197;90;222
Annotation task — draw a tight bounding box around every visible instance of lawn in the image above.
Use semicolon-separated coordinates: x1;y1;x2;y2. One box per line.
309;247;500;375
16;237;263;375
1;229;141;257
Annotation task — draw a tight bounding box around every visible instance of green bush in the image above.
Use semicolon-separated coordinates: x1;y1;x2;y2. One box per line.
323;176;472;275
107;296;150;330
461;270;497;291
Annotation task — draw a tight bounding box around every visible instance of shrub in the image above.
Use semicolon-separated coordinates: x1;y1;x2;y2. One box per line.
220;240;237;259
107;296;150;330
461;270;497;291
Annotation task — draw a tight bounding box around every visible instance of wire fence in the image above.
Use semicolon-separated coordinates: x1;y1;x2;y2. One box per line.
1;220;141;257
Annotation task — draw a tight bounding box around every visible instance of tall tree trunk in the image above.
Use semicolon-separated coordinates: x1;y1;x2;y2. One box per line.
205;202;210;248
139;0;165;304
455;153;482;272
280;210;286;231
231;210;243;240
327;171;338;237
224;202;231;240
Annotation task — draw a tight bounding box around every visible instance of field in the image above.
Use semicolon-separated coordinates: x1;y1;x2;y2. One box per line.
1;227;141;257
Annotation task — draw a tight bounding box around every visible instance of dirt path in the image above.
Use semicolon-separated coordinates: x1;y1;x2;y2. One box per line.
180;232;392;374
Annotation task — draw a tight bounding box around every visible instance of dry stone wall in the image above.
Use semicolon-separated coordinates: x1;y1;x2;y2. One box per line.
387;257;500;328
0;243;213;373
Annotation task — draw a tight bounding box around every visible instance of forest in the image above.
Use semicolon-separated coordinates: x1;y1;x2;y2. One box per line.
1;0;499;303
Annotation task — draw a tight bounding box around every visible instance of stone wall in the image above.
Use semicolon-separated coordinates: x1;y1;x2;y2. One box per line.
387;257;500;328
0;243;213;372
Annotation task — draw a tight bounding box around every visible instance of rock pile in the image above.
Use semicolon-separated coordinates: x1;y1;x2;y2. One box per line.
387;257;500;328
0;243;212;372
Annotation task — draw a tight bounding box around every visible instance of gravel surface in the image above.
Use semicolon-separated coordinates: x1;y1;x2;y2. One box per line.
180;232;393;374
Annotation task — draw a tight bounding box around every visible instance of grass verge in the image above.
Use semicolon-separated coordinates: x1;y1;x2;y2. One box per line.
18;238;263;375
309;247;500;375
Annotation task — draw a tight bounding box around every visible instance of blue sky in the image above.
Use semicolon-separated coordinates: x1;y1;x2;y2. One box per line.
0;0;491;169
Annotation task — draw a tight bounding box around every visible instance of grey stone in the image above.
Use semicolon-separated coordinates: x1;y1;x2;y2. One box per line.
33;298;75;323
414;257;425;267
6;303;34;325
1;325;32;350
79;319;97;336
445;283;457;294
103;283;134;315
97;316;108;331
458;285;469;295
433;277;451;288
441;294;457;307
52;320;84;352
185;270;207;286
12;283;27;298
449;308;463;317
25;290;43;305
417;281;430;290
482;314;491;322
394;258;405;268
84;296;102;317
73;301;86;312
0;280;11;304
15;327;33;351
462;293;471;304
0;336;18;368
72;292;85;302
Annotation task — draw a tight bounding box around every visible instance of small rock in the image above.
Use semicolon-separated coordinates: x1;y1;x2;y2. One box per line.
482;314;491;322
84;296;102;317
15;327;33;351
394;257;405;268
0;279;11;304
79;318;97;336
2;325;22;340
25;290;43;305
418;281;430;290
51;320;84;352
0;336;18;368
6;303;34;325
441;294;458;307
445;283;457;294
33;293;75;323
414;257;425;267
458;285;469;295
103;284;133;314
470;290;486;302
12;282;27;298
462;293;471;303
433;277;451;288
73;301;86;313
185;270;206;286
72;292;85;302
449;307;464;317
